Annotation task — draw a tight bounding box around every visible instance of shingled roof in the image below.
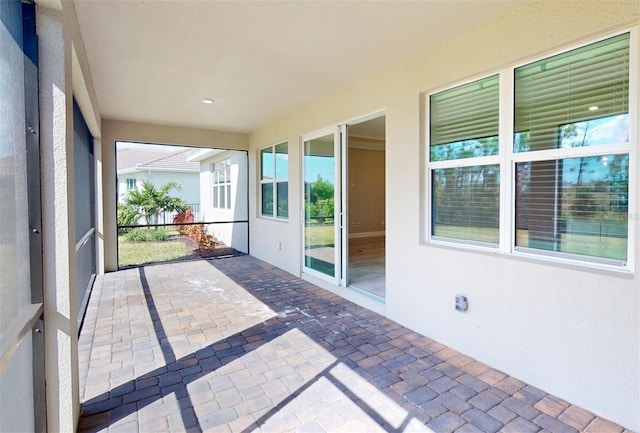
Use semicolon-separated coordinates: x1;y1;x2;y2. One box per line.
117;147;200;173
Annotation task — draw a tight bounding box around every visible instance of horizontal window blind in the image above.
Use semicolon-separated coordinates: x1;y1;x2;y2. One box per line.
432;165;500;244
515;33;629;152
430;75;499;161
515;154;628;261
426;31;632;267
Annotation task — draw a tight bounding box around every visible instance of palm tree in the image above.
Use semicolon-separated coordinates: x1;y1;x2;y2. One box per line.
121;180;188;226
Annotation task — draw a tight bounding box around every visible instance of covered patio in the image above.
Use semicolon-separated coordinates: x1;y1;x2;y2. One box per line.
77;256;626;433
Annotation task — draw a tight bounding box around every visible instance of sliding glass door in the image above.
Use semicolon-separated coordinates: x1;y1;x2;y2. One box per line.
302;128;342;282
302;114;386;295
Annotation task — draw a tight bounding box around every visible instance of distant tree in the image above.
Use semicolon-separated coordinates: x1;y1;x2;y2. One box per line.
120;180;188;226
310;174;334;202
305;175;335;221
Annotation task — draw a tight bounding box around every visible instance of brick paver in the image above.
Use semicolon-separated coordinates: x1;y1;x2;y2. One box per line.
78;256;632;432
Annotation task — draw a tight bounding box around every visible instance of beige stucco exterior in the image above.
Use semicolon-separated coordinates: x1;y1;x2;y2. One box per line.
247;1;640;429
38;5;80;431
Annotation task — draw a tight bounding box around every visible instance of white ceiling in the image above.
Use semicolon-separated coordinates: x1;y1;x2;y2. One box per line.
74;0;528;134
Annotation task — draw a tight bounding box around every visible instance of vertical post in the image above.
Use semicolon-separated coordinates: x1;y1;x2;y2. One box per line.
94;137;104;274
37;5;79;432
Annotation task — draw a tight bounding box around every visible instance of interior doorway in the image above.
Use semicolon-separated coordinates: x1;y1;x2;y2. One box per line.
346;116;386;299
301;114;386;300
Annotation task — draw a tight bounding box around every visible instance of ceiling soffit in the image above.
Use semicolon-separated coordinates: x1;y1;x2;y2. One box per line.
73;1;529;133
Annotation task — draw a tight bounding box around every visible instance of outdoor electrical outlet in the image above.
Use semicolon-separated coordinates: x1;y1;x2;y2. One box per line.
455;295;468;312
351;222;356;227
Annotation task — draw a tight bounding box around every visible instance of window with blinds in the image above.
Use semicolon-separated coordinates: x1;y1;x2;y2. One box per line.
430;75;499;161
514;33;630;264
432;165;500;244
429;75;500;245
425;30;633;268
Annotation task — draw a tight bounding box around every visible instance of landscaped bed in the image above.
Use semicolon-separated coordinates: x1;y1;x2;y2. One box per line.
118;229;241;268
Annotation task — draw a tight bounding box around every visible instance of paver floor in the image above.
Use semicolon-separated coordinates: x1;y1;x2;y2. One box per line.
78;256;632;433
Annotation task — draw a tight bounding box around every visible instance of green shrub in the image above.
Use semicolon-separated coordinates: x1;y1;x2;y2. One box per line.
150;228;169;241
124;228;171;242
124;228;150;242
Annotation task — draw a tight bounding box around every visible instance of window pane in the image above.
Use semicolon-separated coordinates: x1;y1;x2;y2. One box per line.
514;33;629;152
224;159;231;183
276;181;288;218
430;75;499;161
275;142;288;179
261;148;273;180
219;185;226;209
261;183;273;216
559;115;629;148
226;184;231;209
212;164;219;184
432;165;499;244
212;186;218;208
515;154;628;261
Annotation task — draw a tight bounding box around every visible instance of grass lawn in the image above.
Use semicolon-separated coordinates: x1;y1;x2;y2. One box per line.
434;225;498;243
305;223;335;248
435;225;626;260
118;235;191;267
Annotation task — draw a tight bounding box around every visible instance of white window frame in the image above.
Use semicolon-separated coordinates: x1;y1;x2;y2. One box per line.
211;158;231;210
424;27;637;273
126;178;136;191
259;141;289;220
426;72;504;251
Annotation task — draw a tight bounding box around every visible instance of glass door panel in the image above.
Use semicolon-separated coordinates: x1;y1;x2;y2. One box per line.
303;132;338;279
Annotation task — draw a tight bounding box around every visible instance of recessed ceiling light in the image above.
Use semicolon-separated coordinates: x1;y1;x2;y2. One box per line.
588;105;599;111
202;98;215;104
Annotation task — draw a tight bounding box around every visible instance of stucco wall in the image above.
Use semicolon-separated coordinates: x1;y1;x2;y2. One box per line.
38;5;80;432
248;1;640;429
199;150;249;252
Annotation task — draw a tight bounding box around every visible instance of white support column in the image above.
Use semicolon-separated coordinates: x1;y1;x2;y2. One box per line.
37;5;79;432
94;137;104;274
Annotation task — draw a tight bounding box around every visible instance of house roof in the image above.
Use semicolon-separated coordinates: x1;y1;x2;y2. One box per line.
117;148;200;174
187;148;226;162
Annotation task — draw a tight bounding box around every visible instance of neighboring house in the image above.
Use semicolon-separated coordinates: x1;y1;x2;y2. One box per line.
116;147;201;220
188;148;248;252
